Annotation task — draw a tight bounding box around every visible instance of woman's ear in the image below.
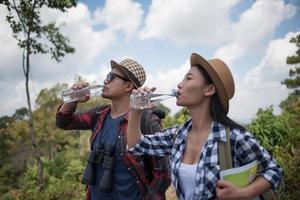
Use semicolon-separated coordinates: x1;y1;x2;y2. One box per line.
204;84;216;96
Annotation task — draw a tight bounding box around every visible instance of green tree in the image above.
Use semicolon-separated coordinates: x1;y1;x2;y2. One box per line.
280;33;300;114
247;106;294;153
0;0;77;187
0;112;29;196
0;116;14;167
247;107;300;199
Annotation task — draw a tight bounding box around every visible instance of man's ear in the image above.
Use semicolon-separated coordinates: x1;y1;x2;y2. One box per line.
125;82;135;92
204;84;216;96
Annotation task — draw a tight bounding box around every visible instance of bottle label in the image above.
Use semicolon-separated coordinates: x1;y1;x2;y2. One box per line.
130;93;151;109
63;95;72;102
90;87;102;95
61;84;103;103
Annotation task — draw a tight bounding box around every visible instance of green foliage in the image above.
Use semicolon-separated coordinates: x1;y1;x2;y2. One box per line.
248;106;300;200
35;83;68;109
0;116;13;167
173;108;190;124
0;0;77;61
248;107;285;153
162;108;190;128
45;153;68;178
272;33;300;199
280;94;300;115
286;34;300;65
0;63;299;199
281;33;300;108
157;104;171;116
0;164;19;194
0;82;92;199
1;0;79;188
12;107;28;121
19;156;86;200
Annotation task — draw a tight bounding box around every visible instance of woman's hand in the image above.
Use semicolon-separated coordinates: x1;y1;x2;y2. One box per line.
130;86;156;110
135;86;156;95
216;180;250;200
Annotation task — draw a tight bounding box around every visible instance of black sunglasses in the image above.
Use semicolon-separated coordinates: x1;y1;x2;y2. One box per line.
106;72;130;82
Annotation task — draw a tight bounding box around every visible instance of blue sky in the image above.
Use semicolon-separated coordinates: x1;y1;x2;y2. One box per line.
0;0;299;123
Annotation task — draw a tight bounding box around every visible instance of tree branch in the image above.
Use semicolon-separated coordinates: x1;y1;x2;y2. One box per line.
22;48;27;76
11;0;28;34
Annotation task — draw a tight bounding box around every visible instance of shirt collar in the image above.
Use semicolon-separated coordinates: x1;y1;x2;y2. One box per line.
95;106;129;121
211;121;227;142
178;120;227;143
202;121;227;148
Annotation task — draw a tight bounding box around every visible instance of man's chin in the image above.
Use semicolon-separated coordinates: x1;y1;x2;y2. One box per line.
101;94;110;99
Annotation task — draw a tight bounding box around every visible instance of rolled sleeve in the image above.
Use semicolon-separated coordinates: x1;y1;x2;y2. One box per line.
55;104;98;130
129;127;177;156
234;131;283;188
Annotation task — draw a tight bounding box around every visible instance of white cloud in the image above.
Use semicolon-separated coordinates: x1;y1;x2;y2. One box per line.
140;0;240;44
38;3;116;75
214;0;296;64
93;0;143;39
232;0;296;46
0;6;23;81
143;32;299;122
213;44;244;66
0;1;298;124
146;60;190;115
140;0;296;66
0;2;140;116
229;32;299;122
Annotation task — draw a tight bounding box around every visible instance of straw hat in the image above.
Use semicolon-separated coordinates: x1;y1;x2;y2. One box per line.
111;58;146;88
190;53;235;114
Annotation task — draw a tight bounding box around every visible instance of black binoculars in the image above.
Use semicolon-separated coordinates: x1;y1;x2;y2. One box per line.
82;143;115;192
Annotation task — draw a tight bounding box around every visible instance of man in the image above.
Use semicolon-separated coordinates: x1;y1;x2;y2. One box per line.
56;58;171;200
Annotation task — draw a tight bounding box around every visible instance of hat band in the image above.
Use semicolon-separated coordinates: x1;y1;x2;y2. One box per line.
122;67;141;88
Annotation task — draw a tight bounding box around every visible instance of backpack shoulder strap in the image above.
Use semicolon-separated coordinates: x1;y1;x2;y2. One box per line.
140;109;165;135
140;110;152;135
139;109;164;183
218;127;232;170
140;110;151;135
218;128;277;200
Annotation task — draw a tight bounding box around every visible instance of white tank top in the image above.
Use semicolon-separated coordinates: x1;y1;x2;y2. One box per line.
178;162;197;200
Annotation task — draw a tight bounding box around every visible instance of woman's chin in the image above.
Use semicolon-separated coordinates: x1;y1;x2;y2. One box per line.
176;101;185;107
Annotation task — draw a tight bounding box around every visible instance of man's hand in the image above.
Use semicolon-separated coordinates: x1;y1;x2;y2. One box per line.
70;82;91;103
216;180;250;200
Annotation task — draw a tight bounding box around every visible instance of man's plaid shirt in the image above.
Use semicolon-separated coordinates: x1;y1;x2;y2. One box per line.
130;120;283;200
56;105;171;200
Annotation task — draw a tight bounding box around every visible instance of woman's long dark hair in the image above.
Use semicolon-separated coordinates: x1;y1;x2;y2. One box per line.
195;64;246;132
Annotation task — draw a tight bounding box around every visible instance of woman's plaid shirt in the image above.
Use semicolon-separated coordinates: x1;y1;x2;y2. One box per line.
130;120;283;200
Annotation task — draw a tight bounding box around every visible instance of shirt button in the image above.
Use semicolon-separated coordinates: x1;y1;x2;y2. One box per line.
120;153;123;156
136;181;139;184
128;167;130;171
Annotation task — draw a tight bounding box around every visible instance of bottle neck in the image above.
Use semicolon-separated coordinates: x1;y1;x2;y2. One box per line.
90;84;104;88
150;89;177;97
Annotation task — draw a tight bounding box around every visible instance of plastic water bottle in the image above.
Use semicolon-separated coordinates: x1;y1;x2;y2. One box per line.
130;89;177;109
61;84;104;103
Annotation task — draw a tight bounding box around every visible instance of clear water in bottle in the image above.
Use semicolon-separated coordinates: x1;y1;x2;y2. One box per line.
130;89;177;109
61;84;104;103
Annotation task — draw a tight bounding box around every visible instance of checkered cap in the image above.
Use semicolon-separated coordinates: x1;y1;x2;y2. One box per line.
111;58;146;88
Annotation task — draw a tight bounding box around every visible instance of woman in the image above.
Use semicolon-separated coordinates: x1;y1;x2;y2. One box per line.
127;53;282;200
